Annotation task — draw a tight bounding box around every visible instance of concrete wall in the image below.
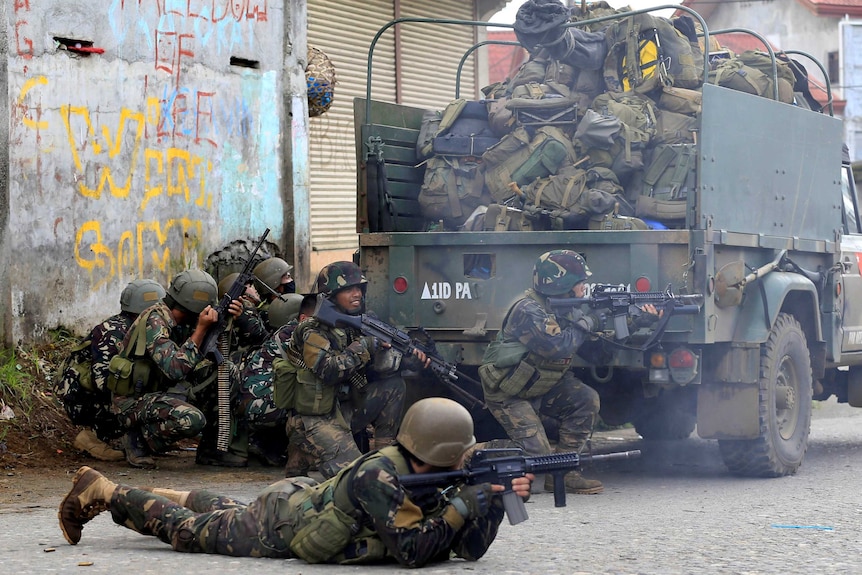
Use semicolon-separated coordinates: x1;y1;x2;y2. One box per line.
4;1;307;344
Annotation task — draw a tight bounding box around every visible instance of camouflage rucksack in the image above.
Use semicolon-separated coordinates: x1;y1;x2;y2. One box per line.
417;156;490;227
520;164;618;229
603;13;703;94
576;91;658;182
708;57;771;99
482;125;578;202
637;142;697;224
736;50;795;103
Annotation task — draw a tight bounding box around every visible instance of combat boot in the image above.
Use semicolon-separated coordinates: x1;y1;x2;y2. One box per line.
545;471;604;495
58;466;118;545
283;446;312;477
122;429;155;469
74;429;124;462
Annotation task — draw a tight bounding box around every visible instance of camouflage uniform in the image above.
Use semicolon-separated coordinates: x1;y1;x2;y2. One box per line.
56;313;131;440
106;445;504;565
285;317;406;479
111;302;212;452
224;301;269;368
238;321;296;428
479;288;600;458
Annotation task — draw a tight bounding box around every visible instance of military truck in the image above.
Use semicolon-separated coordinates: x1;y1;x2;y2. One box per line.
353;7;860;477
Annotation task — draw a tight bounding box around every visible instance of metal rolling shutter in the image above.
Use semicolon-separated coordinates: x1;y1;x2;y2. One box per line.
307;1;492;252
398;0;480;109
307;0;396;251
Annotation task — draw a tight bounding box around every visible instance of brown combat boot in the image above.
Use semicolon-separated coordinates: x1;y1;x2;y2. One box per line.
58;466;118;545
545;471;604;495
283;446;312;477
74;429;124;462
122;429;156;469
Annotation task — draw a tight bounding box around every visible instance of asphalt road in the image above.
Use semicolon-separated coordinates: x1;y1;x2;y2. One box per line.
2;398;861;574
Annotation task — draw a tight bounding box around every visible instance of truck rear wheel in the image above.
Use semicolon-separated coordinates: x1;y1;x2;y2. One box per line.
718;313;812;477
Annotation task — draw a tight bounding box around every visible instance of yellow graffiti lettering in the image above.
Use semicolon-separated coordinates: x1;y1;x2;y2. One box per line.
18;76;49;130
75;218;204;289
136;218;203;275
61;106;145;199
142;148;164;211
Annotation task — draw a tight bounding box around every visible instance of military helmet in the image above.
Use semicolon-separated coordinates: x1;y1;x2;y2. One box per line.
217;273;240;299
532;249;592;296
396;398;476;467
120;279;166;315
253;257;293;295
267;294;305;328
166;269;217;314
315;261;367;296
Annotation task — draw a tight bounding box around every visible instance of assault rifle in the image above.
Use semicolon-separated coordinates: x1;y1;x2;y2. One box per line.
399;448;641;525
199;228;269;451
200;228;270;363
548;284;703;342
314;296;486;410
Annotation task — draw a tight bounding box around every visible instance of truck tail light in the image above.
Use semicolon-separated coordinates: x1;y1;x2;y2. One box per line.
669;348;696;369
669;347;699;384
393;276;408;294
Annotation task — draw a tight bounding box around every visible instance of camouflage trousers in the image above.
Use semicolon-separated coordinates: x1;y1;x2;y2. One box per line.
484;371;600;456
113;393;206;453
285;373;406;479
60;385;123;441
109;479;310;557
238;374;287;429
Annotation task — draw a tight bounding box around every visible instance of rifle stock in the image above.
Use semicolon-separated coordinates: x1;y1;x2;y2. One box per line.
200;228;270;363
313;296;486;410
399;448;641;525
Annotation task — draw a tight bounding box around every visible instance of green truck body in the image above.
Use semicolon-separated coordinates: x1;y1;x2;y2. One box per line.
354;12;862;477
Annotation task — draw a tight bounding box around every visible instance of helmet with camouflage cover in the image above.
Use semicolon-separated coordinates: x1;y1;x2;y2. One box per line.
396;398;476;467
120;279;166;315
253;257;295;296
166;269;217;314
315;261;367;296
267;294;305;328
532;249;592;296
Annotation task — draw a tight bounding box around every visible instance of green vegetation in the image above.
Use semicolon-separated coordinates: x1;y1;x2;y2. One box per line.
0;347;36;418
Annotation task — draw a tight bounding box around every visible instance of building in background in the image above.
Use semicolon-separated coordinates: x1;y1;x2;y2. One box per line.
681;0;859;157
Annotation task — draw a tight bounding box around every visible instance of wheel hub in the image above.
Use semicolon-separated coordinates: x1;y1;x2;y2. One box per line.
776;385;796;411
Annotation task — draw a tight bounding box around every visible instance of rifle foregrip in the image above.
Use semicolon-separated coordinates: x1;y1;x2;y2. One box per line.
502;490;528;525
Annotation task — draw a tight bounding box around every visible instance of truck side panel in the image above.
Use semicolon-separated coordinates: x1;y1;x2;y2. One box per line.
699;84;844;238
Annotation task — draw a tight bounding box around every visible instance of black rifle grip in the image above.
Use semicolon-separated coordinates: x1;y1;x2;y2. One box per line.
552;472;567;507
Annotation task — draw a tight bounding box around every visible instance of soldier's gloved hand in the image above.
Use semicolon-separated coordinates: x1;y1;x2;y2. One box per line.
449;483;494;520
575;311;604;333
632;304;662;328
346;337;373;364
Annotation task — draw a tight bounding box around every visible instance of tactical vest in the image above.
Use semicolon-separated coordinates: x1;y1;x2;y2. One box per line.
288;318;367;415
106;307;162;396
285;445;411;564
481;289;574;399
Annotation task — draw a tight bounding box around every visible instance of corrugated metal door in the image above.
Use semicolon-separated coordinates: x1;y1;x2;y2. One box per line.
307;0;396;251
307;1;484;252
398;0;479;109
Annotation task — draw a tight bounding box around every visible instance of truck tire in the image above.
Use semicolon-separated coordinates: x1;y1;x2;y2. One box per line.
631;387;697;440
718;313;812;477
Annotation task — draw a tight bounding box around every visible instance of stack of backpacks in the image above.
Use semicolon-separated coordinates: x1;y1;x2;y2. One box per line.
416;0;817;232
